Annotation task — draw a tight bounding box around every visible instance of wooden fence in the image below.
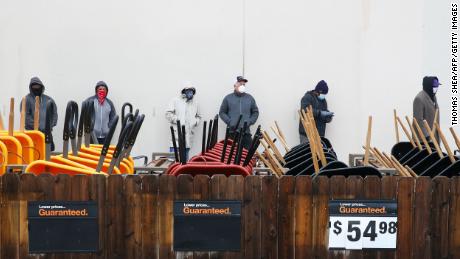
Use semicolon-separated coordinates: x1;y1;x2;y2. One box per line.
0;173;459;259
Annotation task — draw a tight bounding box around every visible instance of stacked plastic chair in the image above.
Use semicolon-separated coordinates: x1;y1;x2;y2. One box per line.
166;115;261;177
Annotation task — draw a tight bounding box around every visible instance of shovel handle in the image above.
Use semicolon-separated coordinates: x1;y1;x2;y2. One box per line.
20;97;26;132
396;116;416;148
435;123;455;163
423;120;443;158
34;96;40;131
394;109;400;143
405;116;422;150
413;117;432;154
363;116;372;166
450;127;460;151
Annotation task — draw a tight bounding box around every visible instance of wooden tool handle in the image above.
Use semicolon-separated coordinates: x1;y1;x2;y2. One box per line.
405;116;422;150
8;98;14;136
396;116;416;147
450;127;460;150
274;121;288;146
413;117;432;154
363;116;372;166
20;97;26;132
0;112;4;131
423;120;443;158
34;96;40;130
394;109;400;143
306;109;327;167
271;126;289;152
432;108;439;136
435;123;455;163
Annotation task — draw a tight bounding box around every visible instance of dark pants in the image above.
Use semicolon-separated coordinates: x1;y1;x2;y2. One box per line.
97;138;106;145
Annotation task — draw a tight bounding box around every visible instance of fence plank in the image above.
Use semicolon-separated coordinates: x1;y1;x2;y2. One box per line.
54;174;72;259
18;174;40;259
345;176;364;259
107;175;125;259
1;173;20;259
71;175;92;259
312;176;329;259
363;176;381;259
158;175;176;259
278;176;295;259
294;176;313;259
328;176;347;259
381;176;398;259
141;175;159;259
261;176;278;259
124;175;142;259
412;177;432;259
396;177;415;259
89;175;107;259
431;177;450;259
176;174;194;259
449;176;460;259
193;175;210;259
35;174;55;259
223;175;244;259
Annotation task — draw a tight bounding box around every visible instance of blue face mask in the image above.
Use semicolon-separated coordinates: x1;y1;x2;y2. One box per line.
318;94;326;100
185;90;194;100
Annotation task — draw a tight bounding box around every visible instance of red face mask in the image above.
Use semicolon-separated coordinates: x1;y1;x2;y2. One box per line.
97;88;107;104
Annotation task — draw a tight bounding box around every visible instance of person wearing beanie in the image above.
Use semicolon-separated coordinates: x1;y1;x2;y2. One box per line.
299;80;334;142
413;76;441;141
165;82;202;160
219;76;259;149
21;76;58;150
84;81;117;144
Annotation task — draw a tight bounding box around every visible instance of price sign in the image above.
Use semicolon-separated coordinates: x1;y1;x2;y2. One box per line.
328;200;397;250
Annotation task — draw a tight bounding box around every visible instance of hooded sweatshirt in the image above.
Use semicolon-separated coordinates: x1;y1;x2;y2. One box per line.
299;90;331;137
165;93;201;148
21;77;58;132
219;91;259;133
413;76;439;140
84;82;116;138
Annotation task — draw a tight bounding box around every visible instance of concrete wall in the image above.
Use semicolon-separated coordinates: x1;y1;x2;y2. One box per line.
0;0;455;164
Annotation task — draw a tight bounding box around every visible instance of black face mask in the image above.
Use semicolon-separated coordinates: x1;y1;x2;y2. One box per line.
31;87;43;97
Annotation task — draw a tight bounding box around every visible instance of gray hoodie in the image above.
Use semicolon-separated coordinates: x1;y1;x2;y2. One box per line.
84;95;116;138
219;91;259;133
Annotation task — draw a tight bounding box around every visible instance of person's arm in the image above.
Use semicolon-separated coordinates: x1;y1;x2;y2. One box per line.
51;99;58;127
194;103;202;127
219;97;231;125
108;100;116;125
413;96;426;136
301;95;321;119
165;98;178;124
249;97;259;125
21;97;34;130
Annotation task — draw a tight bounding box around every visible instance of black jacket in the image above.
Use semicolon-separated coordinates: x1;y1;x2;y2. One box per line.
299;91;331;137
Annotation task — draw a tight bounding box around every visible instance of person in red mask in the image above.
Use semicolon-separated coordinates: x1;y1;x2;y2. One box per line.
84;81;117;144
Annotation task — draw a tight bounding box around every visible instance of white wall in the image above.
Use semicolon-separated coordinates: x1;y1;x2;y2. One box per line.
0;0;456;164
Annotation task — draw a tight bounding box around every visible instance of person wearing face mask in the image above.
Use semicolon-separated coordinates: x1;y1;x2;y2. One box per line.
413;76;441;141
219;76;259;149
84;81;117;144
165;83;202;160
21;76;58;150
299;80;334;143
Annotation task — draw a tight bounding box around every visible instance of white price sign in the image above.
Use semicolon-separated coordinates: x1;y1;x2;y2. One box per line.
328;200;397;250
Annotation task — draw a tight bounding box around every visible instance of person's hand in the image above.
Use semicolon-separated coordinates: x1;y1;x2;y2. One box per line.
320;111;334;117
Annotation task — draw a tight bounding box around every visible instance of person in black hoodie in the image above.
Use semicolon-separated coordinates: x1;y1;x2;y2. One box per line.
21;77;58;150
299;80;333;143
413;76;441;141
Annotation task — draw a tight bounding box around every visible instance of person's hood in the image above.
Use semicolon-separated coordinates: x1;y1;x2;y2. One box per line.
29;77;45;94
422;76;435;101
95;81;109;93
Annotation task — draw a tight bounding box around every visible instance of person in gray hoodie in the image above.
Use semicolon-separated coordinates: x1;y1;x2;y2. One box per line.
413;76;441;142
21;77;58;150
84;81;117;144
219;76;259;149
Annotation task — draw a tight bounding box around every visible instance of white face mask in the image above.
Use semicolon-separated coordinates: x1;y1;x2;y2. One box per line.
238;85;246;93
318;94;326;100
433;87;438;94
